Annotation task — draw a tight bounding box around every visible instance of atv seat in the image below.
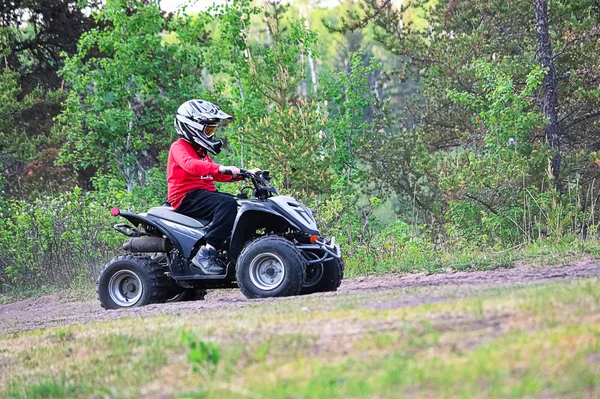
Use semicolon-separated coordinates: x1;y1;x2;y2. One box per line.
147;206;210;228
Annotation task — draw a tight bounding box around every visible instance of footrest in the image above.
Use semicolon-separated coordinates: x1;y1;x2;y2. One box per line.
173;274;228;281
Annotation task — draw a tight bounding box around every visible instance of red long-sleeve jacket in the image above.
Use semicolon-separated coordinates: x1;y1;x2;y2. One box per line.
167;138;235;209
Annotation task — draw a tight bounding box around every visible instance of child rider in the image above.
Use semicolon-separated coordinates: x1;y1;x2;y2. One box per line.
168;99;260;275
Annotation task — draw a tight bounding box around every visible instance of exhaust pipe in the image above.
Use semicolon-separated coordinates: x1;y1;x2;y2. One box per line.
123;237;172;252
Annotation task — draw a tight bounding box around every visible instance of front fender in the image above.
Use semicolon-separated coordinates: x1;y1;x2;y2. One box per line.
229;204;298;261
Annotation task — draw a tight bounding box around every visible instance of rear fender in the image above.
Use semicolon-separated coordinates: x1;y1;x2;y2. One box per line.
116;211;204;258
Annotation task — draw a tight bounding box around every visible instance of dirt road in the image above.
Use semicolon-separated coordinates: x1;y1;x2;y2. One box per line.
2;259;600;336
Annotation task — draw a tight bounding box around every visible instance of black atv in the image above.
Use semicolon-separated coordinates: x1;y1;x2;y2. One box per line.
97;170;344;309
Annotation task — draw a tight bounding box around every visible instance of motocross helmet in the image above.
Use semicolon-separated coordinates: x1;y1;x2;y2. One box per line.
174;99;234;155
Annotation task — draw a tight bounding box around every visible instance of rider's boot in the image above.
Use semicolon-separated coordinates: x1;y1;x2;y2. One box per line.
191;246;225;275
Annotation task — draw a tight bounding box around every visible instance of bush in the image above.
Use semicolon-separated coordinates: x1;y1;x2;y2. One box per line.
0;172;167;293
342;220;436;276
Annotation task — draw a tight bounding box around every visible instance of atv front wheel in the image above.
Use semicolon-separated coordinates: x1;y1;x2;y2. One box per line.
300;257;344;295
236;236;306;298
97;255;170;309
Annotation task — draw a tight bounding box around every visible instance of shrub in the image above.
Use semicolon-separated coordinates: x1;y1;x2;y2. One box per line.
0;172;167;293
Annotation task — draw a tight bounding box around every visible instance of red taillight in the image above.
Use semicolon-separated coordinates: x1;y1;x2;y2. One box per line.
309;235;319;244
111;207;120;217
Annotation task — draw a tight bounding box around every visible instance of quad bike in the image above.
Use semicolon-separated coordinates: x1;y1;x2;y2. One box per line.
97;170;344;309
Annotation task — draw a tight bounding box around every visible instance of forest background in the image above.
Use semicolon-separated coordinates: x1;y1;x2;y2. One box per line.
1;0;600;297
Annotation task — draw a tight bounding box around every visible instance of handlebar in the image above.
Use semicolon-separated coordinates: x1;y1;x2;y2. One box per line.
222;168;276;199
221;168;270;181
220;168;255;178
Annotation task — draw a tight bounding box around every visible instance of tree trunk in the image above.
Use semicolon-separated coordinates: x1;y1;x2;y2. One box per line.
304;17;318;94
533;0;562;191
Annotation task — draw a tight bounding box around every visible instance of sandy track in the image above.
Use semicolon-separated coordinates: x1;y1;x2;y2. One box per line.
2;260;600;336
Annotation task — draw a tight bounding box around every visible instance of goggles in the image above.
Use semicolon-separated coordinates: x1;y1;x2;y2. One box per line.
204;124;218;138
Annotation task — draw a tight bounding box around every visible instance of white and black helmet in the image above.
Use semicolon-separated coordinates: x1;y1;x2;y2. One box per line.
174;99;234;155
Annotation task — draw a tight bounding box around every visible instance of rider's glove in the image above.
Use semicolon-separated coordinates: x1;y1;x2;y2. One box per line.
218;165;241;176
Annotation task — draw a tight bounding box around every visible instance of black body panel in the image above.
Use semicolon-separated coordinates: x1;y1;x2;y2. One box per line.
117;211;186;255
145;216;207;258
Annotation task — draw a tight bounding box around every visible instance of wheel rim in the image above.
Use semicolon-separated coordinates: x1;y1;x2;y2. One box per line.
248;253;286;291
108;270;143;307
303;263;324;288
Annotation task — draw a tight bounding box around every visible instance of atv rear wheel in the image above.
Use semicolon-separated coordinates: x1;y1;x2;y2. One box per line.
236;236;306;298
301;257;344;295
97;255;170;309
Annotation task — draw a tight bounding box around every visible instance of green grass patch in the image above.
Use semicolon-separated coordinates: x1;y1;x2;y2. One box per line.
5;379;89;399
234;325;600;399
343;235;600;277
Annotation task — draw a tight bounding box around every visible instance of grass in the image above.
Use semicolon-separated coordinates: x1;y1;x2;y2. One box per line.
343;235;600;277
0;276;96;305
0;285;59;305
1;277;599;398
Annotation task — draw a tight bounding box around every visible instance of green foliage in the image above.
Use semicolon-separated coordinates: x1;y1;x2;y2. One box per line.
0;69;70;197
344;220;436;276
214;1;333;193
0;0;94;199
0;69;21;122
0;180;165;291
447;62;546;150
346;0;600;238
56;0;214;190
181;332;221;376
309;190;363;250
246;101;331;194
321;50;380;182
440;61;548;246
5;379;83;399
371;220;435;269
181;331;225;396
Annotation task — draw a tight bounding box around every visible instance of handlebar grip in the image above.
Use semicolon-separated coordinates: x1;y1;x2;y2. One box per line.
239;169;253;179
222;168;254;179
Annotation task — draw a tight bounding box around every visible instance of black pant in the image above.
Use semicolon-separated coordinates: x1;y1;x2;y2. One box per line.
176;189;237;249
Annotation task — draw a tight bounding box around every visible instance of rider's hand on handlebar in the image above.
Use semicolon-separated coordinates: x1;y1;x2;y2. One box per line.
218;165;241;176
248;168;262;175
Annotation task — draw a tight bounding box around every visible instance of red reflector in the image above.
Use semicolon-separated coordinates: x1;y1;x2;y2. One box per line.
111;208;120;217
309;235;319;244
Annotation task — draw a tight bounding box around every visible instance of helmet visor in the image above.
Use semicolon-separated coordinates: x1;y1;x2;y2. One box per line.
204;125;218;138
